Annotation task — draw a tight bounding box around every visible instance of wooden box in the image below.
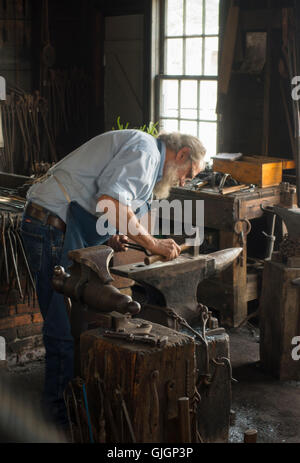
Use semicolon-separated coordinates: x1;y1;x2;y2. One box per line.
80;320;197;443
213;156;295;188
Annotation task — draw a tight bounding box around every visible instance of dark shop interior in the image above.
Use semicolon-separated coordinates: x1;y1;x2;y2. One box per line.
0;0;299;445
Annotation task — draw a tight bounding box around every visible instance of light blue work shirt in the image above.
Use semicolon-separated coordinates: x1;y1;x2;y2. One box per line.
27;130;166;223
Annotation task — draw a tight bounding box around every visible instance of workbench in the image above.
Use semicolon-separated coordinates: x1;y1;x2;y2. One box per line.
169;184;291;327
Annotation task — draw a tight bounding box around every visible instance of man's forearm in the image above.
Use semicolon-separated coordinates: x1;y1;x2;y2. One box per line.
97;195;157;252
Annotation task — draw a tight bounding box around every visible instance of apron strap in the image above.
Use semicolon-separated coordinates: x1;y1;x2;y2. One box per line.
53;175;71;204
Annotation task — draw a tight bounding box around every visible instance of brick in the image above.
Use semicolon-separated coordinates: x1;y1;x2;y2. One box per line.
14;314;32;327
32;313;43;324
0;327;17;342
16;303;40;314
0;306;11;318
9;306;16;316
17;323;43;339
30;306;40;313
16;303;31;314
0;305;18;317
0;289;21;305
0;317;14;330
0;313;37;330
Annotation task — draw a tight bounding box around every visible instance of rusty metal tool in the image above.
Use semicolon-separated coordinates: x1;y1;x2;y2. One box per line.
123;242;152;256
103;330;168;347
196;181;209;190
1;213;9;284
218;173;231;192
95;377;106;443
178;397;191;443
221;184;247;195
115;387;136;443
6;215;23;299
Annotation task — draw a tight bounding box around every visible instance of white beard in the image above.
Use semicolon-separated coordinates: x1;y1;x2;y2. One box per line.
153;164;179;199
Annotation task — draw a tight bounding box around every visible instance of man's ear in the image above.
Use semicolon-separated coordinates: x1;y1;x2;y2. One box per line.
175;147;191;164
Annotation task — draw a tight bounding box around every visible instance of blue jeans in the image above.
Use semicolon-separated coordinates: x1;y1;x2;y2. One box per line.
20;212;73;426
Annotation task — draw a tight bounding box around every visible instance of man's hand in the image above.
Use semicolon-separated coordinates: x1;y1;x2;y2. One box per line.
98;195;180;261
107;234;129;252
149;238;181;261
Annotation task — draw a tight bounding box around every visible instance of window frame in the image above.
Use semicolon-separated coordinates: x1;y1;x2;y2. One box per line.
155;0;220;154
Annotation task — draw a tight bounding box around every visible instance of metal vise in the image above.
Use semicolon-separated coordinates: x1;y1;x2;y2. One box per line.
53;246;141;315
52;245;141;374
111;247;242;323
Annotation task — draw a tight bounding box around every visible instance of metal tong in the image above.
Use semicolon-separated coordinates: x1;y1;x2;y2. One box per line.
123;242;152;256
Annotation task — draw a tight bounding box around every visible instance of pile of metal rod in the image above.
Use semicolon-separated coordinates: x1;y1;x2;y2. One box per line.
0;90;57;175
0;189;35;304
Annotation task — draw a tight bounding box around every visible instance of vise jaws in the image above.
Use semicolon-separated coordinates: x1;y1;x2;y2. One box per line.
52;245;141;374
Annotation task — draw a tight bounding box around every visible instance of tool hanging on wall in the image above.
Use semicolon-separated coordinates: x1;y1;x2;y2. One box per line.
0;90;57;174
46;68;91;140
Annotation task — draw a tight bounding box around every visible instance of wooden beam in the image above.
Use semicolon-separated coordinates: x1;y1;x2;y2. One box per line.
218;0;240;96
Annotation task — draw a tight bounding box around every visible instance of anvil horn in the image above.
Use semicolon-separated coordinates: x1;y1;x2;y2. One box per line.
210;248;243;272
272;206;300;241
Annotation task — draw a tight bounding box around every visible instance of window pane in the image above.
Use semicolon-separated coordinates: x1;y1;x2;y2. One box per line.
166;39;183;74
186;38;202;75
199;122;217;158
186;0;203;36
180;120;198;136
204;37;219;75
181;80;198;119
205;0;219;35
161;119;179;132
200;81;217;120
166;0;183;36
162;80;179;118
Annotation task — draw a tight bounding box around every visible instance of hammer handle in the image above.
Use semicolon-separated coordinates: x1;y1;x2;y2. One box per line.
221;184;247;195
144;243;191;266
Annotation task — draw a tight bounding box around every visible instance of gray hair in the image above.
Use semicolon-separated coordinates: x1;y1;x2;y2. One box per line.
157;132;207;166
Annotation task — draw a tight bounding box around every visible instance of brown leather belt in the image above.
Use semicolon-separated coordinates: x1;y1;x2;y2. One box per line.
25;202;66;233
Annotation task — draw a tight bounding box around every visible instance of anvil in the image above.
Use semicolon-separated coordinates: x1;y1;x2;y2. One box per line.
272;206;300;241
111;248;242;322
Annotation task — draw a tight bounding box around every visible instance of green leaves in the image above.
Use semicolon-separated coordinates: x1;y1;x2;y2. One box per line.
112;117;159;137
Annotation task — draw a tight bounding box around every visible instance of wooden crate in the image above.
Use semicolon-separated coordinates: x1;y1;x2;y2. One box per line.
213;156;295;188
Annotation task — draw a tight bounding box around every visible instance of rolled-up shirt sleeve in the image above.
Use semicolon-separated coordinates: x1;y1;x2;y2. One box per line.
96;148;159;207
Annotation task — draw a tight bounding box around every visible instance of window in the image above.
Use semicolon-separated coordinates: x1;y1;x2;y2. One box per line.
157;0;220;159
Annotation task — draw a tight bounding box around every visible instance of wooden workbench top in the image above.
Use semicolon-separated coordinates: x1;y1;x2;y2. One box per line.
169;185;284;230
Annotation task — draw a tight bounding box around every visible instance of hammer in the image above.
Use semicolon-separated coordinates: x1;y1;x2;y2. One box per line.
144;242;199;266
